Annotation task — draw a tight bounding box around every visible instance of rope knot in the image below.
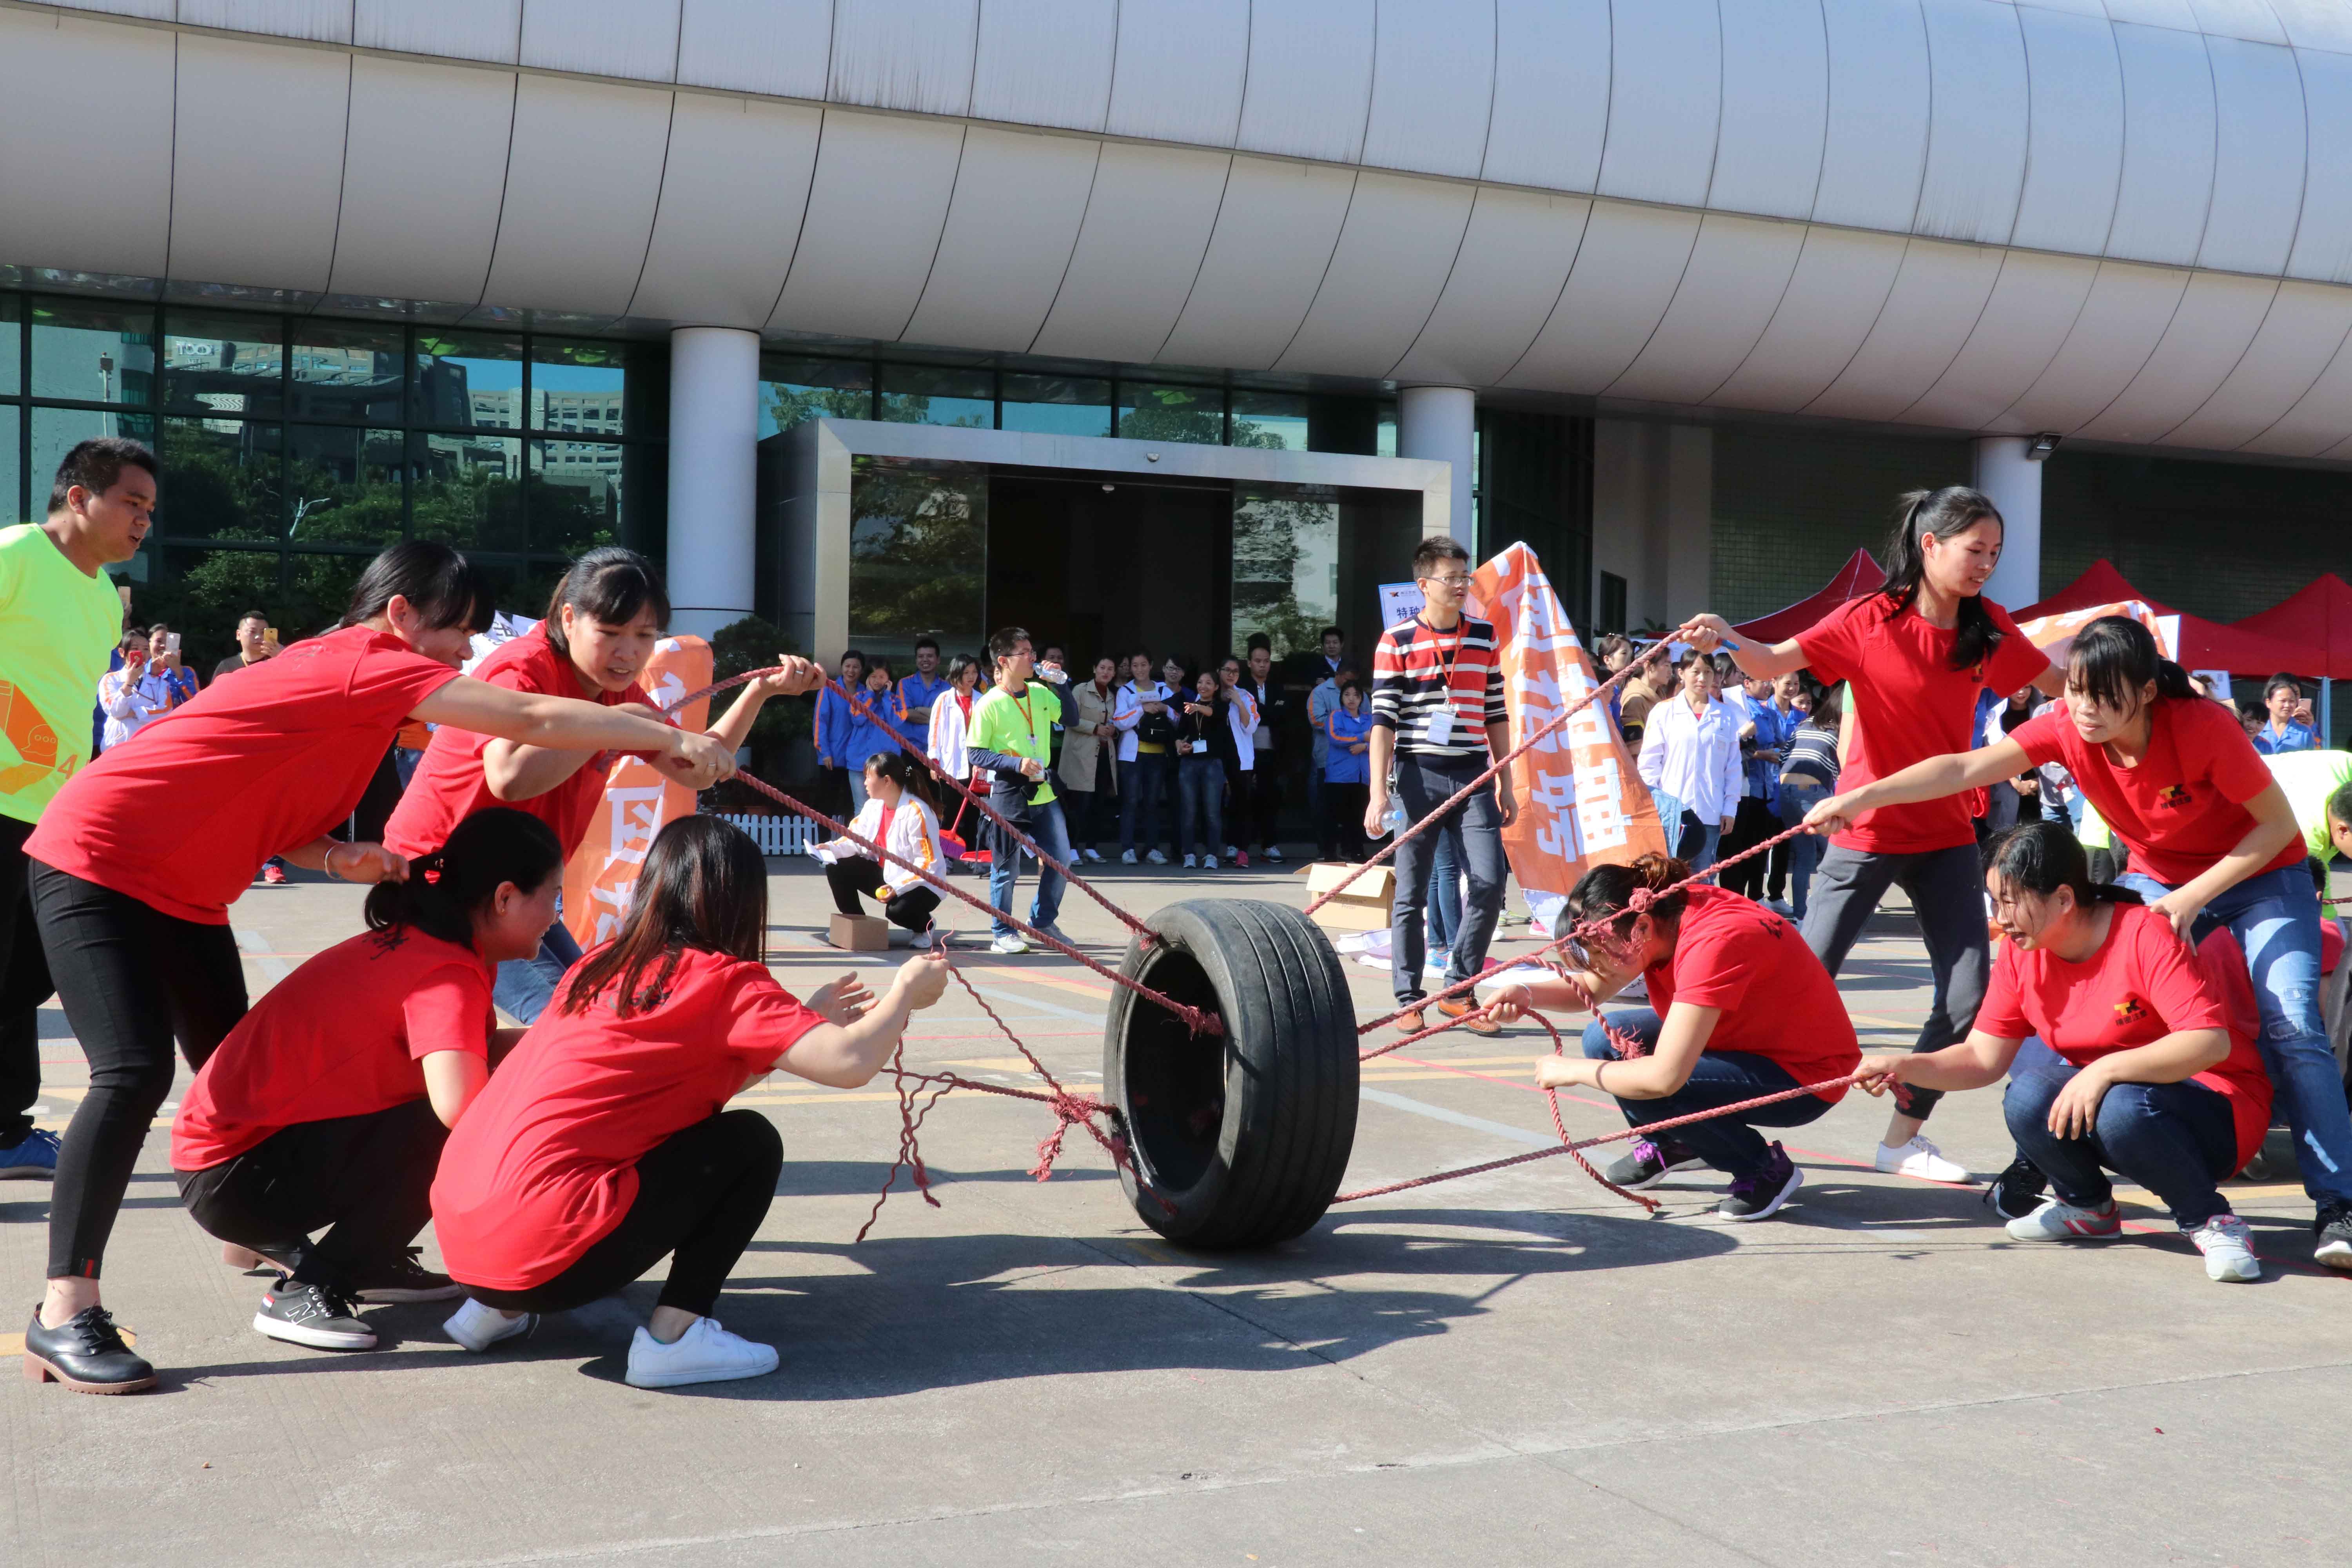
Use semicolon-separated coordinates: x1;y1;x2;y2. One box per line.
1627;887;1657;913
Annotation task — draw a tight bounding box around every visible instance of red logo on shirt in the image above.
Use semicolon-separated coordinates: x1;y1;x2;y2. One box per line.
2112;996;2148;1024
2156;784;2192;809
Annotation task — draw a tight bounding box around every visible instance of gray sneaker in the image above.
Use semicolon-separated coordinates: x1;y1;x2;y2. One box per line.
1604;1136;1705;1191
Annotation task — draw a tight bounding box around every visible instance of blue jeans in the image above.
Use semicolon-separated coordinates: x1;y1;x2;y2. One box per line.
1672;810;1722;872
1119;751;1172;853
2115;862;2352;1207
492;917;584;1026
1175;756;1224;858
990;797;1071;939
1583;1010;1831;1178
1389;755;1506;1004
2003;1038;2237;1229
1426;835;1462;953
1775;779;1827;918
1651;788;1682;842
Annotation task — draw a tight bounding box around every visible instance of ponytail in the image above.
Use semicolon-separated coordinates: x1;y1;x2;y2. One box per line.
364;807;565;949
863;746;939;816
1985;820;2142;911
339;540;493;635
2064;615;2197;716
1880;487;2005;670
1565;852;1694;940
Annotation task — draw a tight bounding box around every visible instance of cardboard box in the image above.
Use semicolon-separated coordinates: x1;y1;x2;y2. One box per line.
1302;861;1393;934
828;913;889;951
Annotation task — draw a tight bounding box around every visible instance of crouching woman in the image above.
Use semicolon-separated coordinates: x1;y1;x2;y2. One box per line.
430;816;949;1389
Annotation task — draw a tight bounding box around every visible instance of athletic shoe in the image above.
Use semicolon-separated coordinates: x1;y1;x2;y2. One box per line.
1145;849;1170;865
989;934;1031;955
22;1305;155;1394
1223;845;1240;860
261;862;287;885
1120;849;1138;865
254;1278;376;1351
1081;848;1104;864
1265;847;1285;863
1981;1156;2049;1221
2312;1202;2352;1272
444;1297;537;1354
1234;851;1250;867
1182;853;1197;868
349;1247;465;1304
0;1127;60;1180
2188;1214;2262;1282
1603;1136;1706;1191
2005;1197;2122;1242
1436;996;1500;1036
624;1317;780;1389
1033;923;1077;949
1718;1144;1802;1220
1201;855;1218;869
1763;898;1795;918
1874;1134;1973;1183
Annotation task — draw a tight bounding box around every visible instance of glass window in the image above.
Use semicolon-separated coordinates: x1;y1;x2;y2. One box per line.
289;322;406;426
465;557;572;624
1230;391;1309;452
414;331;523;429
147;545;290;667
530;438;626;554
0;295;19;396
162;312;284;419
286;425;405;548
410;431;526;554
31;408;156;506
31;299;156;406
760;356;874;436
1377;402;1398;458
1116;382;1223;445
160;417;282;542
530;338;632;436
877;364;993;429
848;456;985;652
1230;487;1339;659
1000;373;1111;437
2;410;20;524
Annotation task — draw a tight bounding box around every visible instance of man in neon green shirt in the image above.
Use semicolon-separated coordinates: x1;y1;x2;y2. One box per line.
965;626;1073;955
0;439;154;1177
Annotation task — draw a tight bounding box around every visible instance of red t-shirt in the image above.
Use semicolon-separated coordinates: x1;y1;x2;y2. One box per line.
1641;883;1862;1102
1978;903;2272;1168
1795;593;2051;854
172;926;493;1170
26;626;460;923
2008;697;2302;888
430;947;824;1291
383;624;655;860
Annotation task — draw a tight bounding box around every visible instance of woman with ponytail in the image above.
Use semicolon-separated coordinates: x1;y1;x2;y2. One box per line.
1486;853;1860;1221
143;810;566;1372
1856;824;2272;1282
385;546;815;1024
1809;616;2352;1266
1677;488;2061;1186
812;749;945;941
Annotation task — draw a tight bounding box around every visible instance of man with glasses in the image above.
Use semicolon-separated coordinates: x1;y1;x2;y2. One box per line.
1365;537;1516;1036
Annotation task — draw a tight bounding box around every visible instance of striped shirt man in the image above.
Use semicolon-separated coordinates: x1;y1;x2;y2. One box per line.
1369;614;1508;761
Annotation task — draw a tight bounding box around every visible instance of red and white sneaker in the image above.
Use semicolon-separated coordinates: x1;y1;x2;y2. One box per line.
2005;1197;2122;1242
261;862;288;885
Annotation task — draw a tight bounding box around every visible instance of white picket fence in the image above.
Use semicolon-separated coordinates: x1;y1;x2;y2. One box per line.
711;812;824;857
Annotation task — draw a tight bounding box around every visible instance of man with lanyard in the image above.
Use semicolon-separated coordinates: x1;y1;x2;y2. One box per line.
966;628;1077;955
897;637;952;759
0;438;154;1180
1365;537;1517;1036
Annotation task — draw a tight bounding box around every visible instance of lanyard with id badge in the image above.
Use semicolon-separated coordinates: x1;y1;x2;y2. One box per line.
1421;619;1465;747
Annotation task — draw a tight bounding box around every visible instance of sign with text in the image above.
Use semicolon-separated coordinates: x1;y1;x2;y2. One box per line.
562;635;712;953
1378;581;1425;630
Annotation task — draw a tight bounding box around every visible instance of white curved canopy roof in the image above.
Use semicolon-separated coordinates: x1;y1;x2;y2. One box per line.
11;1;2352;457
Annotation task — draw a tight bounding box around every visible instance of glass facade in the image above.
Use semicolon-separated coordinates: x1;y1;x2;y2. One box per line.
1231;486;1339;657
0;290;663;673
846;455;986;664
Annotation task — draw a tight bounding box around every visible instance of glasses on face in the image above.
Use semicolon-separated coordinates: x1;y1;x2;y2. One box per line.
1423;574;1473;590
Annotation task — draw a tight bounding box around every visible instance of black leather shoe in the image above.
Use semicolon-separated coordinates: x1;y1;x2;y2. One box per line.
23;1305;157;1394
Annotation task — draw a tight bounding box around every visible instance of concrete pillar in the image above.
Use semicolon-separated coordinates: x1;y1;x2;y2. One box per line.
1398;385;1476;549
1974;434;2045;611
665;326;761;638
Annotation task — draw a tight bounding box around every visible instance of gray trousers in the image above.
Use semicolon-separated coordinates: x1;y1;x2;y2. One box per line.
1390;754;1507;1004
1798;840;1990;1122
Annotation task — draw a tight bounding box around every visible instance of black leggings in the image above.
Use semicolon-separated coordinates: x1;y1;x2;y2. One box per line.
30;862;249;1280
460;1110;781;1320
825;857;939;933
0;816;54;1146
176;1098;446;1293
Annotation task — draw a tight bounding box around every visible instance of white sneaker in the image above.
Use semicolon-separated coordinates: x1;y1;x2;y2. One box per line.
1873;1134;1973;1184
623;1317;779;1389
1081;848;1104;863
2188;1213;2262;1281
1145;849;1169;865
1222;845;1239;860
1182;853;1197;868
444;1297;537;1353
1120;849;1138;865
989;933;1031;955
1201;855;1218;869
1264;846;1285;863
2005;1197;2122;1242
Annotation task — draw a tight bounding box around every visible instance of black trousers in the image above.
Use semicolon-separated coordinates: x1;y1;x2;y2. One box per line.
0;815;53;1146
825;857;940;933
176;1098;446;1292
1719;797;1781;898
461;1110;782;1320
30;862;249;1279
1321;780;1368;862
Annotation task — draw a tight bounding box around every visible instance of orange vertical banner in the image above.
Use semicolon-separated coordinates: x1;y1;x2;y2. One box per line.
562;635;714;952
1468;544;1667;914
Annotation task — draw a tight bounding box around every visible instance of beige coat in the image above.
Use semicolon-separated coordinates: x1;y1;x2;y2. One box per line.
1057;679;1124;793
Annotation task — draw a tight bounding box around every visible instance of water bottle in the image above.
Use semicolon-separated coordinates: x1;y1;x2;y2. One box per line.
1384;797;1408;839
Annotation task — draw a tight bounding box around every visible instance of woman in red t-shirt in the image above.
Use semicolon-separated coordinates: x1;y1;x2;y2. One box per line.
1488;854;1861;1221
153;809;564;1371
1805;616;2352;1267
22;541;804;1396
1677;487;2060;1186
1857;823;2271;1283
432;816;949;1391
385;547;803;1025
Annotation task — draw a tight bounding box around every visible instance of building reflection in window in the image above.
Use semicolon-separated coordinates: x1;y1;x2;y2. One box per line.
1000;373;1111;437
1231;486;1339;659
1115;382;1223;445
848;455;984;663
877;365;993;429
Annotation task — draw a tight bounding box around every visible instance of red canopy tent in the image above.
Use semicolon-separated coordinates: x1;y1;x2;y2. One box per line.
2015;560;2316;676
2234;573;2352;681
1731;548;1886;643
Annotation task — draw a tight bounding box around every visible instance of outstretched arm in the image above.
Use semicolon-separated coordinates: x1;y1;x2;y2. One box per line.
1805;735;2035;836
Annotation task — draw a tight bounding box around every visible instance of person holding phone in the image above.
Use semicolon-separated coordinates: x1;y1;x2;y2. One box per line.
2255;673;2319;755
211;610;274;683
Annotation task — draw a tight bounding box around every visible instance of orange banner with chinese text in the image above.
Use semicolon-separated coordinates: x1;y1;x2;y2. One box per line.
562;635;713;952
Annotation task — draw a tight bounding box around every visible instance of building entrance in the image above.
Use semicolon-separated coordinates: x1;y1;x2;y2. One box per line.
987;473;1231;673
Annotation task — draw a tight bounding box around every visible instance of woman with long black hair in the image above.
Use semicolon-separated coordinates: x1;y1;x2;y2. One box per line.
22;541;749;1394
1678;488;2062;1184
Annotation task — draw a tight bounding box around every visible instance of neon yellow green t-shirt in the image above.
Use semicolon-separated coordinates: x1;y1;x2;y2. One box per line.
968;683;1062;807
2266;748;2352;864
0;524;123;825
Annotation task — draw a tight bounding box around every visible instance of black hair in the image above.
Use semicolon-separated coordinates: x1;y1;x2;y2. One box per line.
988;626;1031;663
363;807;564;950
338;541;494;635
1338;677;1364;699
2328;780;2352;834
945;652;980;685
1985;820;2143;910
2266;672;2306;701
561;816;768;1019
542;547;670;658
839;648;865;674
49;437;157;515
236;608;267;626
914;635;939;654
862;746;939;813
2065;616;2197;717
1412;535;1470;578
1245;632;1272;654
1319;625;1343;643
861;653;894;681
1808;682;1845;730
1565;854;1694;943
1881;486;2006;671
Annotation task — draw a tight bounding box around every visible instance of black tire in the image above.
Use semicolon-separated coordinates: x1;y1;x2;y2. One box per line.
1102;899;1359;1249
